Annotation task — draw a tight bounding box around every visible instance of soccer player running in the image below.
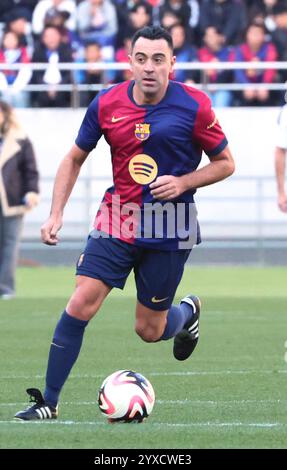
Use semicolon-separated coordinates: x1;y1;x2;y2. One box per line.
15;26;235;420
275;103;287;213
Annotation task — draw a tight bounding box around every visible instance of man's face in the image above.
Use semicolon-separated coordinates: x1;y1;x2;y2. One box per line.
204;27;223;51
85;44;101;62
171;25;185;50
10;18;27;35
275;12;287;29
246;25;265;49
130;6;150;29
42;27;61;50
3;31;19;50
129;37;175;102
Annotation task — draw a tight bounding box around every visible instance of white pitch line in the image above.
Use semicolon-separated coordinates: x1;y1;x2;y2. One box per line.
156;399;287;405
0;420;285;428
2;399;286;407
0;370;286;380
149;370;287;377
156;422;286;428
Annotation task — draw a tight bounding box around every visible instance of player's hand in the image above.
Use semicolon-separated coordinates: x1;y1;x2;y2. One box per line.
150;175;187;201
278;193;287;213
41;216;63;245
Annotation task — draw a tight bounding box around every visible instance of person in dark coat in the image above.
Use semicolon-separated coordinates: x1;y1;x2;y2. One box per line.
0;100;39;299
199;0;247;45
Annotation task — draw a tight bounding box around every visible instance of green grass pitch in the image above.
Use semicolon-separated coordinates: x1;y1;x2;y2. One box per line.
0;266;286;449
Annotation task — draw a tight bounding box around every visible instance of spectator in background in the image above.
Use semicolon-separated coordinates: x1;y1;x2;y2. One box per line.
44;8;71;39
158;0;193;46
234;22;277;106
32;0;76;37
4;7;34;56
76;0;118;50
0;31;32;107
0;2;15;23
199;0;247;45
187;0;200;28
160;10;182;30
248;0;281;30
159;0;192;30
187;0;200;45
76;41;115;106
198;26;234;106
0;100;39;299
31;25;73;107
169;23;199;83
43;8;81;55
115;34;133;82
128;2;153;35
0;1;38;23
271;3;287;80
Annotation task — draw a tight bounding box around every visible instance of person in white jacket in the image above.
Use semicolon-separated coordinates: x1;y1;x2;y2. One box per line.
32;0;76;36
76;0;118;47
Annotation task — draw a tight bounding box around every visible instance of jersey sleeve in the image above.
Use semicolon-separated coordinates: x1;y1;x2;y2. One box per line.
192;94;228;157
75;94;103;152
276;105;287;149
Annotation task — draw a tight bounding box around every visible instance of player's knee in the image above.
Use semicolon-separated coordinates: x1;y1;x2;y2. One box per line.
135;324;161;343
67;293;101;321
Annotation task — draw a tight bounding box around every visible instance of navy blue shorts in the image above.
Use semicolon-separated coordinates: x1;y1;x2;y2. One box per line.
76;235;191;311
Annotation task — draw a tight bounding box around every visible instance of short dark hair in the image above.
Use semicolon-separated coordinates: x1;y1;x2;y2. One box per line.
246;20;266;35
131;26;173;52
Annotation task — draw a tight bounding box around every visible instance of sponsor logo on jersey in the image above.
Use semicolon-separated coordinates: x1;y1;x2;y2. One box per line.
129;154;158;185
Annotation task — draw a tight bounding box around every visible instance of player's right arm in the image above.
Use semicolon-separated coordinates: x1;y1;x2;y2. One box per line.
275;146;287;213
42;91;103;245
41;144;89;245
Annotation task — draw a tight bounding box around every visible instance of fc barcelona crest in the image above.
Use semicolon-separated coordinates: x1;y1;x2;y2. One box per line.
135;123;150;141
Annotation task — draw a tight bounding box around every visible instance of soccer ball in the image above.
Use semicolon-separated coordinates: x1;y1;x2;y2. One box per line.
98;370;155;423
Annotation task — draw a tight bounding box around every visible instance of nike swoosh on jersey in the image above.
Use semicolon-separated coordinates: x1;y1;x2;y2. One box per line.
111;115;129;123
151;296;169;303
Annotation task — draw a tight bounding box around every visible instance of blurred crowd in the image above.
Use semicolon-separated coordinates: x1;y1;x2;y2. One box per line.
0;0;287;107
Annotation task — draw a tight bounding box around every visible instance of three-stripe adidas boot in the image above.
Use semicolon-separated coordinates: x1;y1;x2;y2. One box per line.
173;295;201;361
14;388;58;421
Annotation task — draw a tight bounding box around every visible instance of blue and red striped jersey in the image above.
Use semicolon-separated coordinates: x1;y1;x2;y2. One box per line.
76;80;228;250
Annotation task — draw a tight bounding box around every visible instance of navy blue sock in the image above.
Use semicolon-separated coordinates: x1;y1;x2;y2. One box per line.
160;302;194;341
44;311;88;407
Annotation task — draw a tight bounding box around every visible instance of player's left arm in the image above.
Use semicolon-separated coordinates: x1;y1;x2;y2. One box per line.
150;146;235;201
